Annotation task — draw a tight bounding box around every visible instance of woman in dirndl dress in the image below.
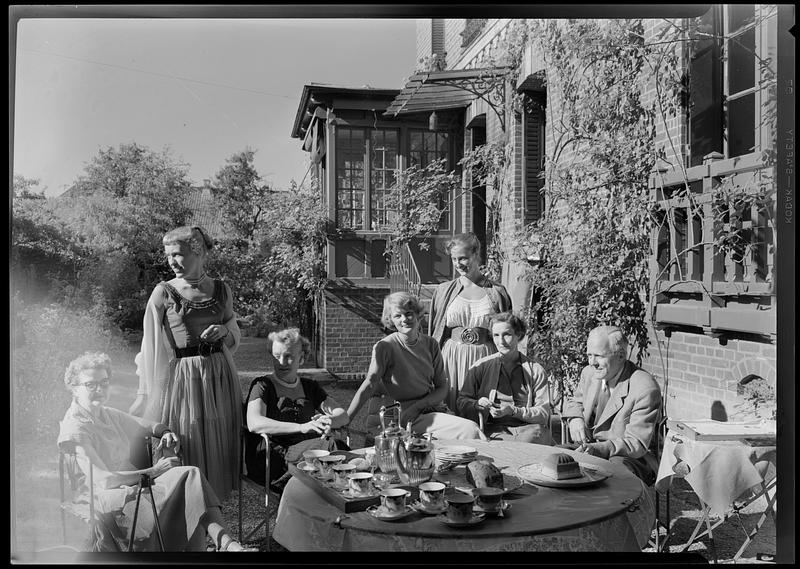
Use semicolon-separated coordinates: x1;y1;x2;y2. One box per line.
129;225;241;501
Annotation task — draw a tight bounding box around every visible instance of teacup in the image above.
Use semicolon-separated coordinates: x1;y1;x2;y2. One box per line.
372;471;394;489
302;449;331;473
380;488;410;513
445;494;475;523
332;463;357;489
472;487;504;512
317;454;346;479
418;481;446;509
347;472;374;496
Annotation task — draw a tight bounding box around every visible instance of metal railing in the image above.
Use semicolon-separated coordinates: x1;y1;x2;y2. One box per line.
388;243;422;299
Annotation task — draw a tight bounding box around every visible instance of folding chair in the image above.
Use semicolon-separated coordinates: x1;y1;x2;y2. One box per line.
238;429;278;549
58;436;166;552
674;456;776;563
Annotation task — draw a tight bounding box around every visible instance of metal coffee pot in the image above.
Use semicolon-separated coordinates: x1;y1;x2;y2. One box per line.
374;403;406;474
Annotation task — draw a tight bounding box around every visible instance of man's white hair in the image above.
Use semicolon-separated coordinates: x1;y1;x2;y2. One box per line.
588;325;629;358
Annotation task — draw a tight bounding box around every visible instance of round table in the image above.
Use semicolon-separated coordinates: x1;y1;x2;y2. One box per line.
273;439;655;552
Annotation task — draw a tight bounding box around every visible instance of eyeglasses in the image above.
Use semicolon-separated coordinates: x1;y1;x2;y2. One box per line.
79;380;110;391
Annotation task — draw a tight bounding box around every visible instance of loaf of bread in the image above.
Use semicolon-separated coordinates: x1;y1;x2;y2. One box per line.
541;453;582;480
465;460;504;488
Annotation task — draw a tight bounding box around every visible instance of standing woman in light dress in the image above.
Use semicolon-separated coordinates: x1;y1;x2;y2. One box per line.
129;225;241;501
428;233;513;412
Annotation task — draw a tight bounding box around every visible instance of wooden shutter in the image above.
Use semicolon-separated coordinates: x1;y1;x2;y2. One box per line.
524;104;545;225
689;6;723;166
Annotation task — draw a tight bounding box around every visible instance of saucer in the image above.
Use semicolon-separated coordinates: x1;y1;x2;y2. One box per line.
366;505;416;521
296;461;318;473
310;470;333;481
437;512;486;527
410;500;447;515
341;487;380;499
473;501;511;516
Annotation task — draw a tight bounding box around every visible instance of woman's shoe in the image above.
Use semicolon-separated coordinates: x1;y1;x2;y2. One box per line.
218;536;259;552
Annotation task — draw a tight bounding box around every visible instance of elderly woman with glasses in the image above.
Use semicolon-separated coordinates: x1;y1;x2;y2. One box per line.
58;352;255;551
129;226;242;501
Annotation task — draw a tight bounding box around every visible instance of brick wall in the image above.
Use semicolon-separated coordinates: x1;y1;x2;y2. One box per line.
642;329;777;422
320;286;389;378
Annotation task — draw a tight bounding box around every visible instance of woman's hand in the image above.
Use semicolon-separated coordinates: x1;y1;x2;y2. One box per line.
488;402;514;419
300;416;328;435
311;414;334;437
149;456;181;479
400;403;422;428
157;431;181;456
200;324;228;343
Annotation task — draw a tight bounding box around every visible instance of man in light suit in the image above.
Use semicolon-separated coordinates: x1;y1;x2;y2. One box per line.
562;325;661;484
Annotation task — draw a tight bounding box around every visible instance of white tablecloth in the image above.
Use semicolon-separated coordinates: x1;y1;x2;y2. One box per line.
655;432;776;517
273;439;654;551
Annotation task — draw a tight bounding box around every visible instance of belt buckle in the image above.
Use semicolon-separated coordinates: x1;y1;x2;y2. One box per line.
460;327;479;345
198;341;214;356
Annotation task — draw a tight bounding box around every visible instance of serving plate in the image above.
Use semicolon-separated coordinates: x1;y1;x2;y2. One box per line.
517;462;611;488
366;505;416;521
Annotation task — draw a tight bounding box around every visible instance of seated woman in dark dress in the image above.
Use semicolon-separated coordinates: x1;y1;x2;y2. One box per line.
245;327;350;491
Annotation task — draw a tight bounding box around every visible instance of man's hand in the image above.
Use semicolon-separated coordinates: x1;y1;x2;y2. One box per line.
477;397;493;409
575;442;607;458
568;417;591;444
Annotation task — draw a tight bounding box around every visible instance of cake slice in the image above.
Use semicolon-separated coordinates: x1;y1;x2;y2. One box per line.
465;459;504;488
541;453;583;480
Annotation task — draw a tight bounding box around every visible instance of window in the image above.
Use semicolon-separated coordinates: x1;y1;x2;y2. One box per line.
688;5;777;166
335;127;399;230
409;129;452;231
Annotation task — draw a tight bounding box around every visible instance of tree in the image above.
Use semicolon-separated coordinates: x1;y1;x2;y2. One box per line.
210;148;273;245
206;151;329;337
11;176;87;302
53;142;194;328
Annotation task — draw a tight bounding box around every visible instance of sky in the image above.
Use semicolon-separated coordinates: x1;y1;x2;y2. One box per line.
11;16;418;197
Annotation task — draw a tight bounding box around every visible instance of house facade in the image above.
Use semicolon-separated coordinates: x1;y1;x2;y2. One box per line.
292;10;780;423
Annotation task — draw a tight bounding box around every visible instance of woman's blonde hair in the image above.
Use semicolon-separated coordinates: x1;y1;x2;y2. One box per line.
445;233;481;257
381;292;424;330
64;351;112;389
162;226;214;256
268;327;311;359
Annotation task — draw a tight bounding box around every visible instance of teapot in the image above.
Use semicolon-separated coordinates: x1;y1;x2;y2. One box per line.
374;403;406;474
394;426;436;486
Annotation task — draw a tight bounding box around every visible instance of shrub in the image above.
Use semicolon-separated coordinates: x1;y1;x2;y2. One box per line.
11;296;131;443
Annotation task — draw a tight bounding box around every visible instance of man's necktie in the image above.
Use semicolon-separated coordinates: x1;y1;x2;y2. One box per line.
593;380;611;424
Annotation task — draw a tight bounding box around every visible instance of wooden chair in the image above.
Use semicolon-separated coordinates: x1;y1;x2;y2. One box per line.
58;436;166;552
